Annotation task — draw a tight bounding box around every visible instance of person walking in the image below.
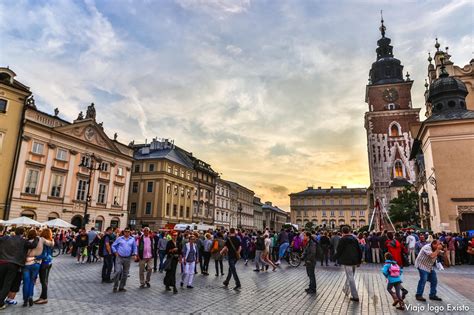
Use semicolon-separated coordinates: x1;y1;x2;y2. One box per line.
254;231;266;272
211;232;225;276
0;227;39;310
386;232;403;267
334;226;362;302
111;228;137;293
406;231;417;265
302;232;318;294
137;227;154;288
330;232;341;266
221;228;242;290
86;227;98;263
382;252;406;310
34;229;55;305
182;234;199;289
320;232;330;267
369;232;381;264
202;233;213;275
276;229;289;265
415;240;444;301
261;234;277;271
100;227;114;283
157;232;169;272
163;232;180;294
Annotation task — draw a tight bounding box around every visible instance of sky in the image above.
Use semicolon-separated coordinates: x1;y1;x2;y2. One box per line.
0;0;472;211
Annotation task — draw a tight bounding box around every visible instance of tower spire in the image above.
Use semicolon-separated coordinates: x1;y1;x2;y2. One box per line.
379;10;386;38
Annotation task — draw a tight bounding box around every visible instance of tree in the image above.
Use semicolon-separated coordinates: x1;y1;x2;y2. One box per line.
305;221;313;230
389;186;420;226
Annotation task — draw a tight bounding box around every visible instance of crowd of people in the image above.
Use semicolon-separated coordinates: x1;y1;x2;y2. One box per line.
1;223;473;311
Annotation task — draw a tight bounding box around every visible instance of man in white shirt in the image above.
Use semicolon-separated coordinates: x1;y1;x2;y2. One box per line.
406;231;417;265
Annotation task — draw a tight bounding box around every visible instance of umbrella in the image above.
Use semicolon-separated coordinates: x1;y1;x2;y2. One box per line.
3;216;43;227
0;219;4;225
42;218;76;228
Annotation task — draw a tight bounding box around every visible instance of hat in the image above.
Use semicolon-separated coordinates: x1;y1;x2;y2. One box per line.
171;231;178;236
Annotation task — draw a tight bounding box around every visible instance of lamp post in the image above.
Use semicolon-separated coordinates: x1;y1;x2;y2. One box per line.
238;202;242;230
78;153;101;229
420;189;429;229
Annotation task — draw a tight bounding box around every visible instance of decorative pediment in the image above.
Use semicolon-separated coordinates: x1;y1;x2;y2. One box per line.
54;120;121;154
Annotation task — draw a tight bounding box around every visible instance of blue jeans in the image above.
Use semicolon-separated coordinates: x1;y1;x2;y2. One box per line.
416;268;437;297
279;242;289;259
158;250;166;271
22;264;40;301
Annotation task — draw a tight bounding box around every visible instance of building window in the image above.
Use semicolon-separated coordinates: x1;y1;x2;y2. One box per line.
167;165;172;173
394;160;404;178
76;179;88;201
339;210;343;216
0;99;7;113
187;172;191;180
359;210;365;216
132;182;138;193
186;206;190;218
339;199;343;205
110;219;119;228
166;203;170;216
351;210;356;216
322;200;326;205
330;210;335;217
187;189;191;199
100;162;109;172
56;148;68;161
330;199;334;205
130;202;137;214
351;198;355;205
166;184;171;194
390;122;401;137
174;185;178;195
147;163;154;172
180;187;184;197
117;167;124;176
80;155;91;168
113;186;123;206
134;164;140;173
181;170;185;177
98;183;107;204
147;181;153;193
180;205;184;217
32;142;44;154
173;168;178;176
173;204;177;216
50;174;63;197
322;210;326;217
145;202;152;215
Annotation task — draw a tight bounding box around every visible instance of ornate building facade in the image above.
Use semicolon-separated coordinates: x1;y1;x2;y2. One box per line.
290;186;369;230
9;103;133;230
128;139;195;230
410;41;474;233
253;196;264;230
262;201;290;231
365;19;420;213
0;68;31;220
226;180;254;229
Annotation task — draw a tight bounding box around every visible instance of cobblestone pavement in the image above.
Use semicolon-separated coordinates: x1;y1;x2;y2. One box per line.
4;256;474;315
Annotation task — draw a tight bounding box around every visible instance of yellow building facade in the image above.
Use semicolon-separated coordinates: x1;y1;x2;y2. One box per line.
290;186;369;230
0;68;31;219
9;103;133;230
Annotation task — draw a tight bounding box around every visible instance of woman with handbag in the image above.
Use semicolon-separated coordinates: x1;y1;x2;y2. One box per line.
211;232;225;276
163;232;180;294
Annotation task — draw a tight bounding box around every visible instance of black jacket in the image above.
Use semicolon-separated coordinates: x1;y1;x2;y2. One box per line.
138;235;156;260
0;235;39;266
303;239;318;265
334;235;362;266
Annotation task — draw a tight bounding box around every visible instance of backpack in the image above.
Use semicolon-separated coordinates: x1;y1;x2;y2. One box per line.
389;262;401;277
256;237;265;251
211;240;219;253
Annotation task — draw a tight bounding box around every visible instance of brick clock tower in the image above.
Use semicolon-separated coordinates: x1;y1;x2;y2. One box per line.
364;19;420;214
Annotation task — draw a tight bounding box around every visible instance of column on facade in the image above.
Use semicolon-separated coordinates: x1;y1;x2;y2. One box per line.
39;146;55;201
12;140;30;199
122;167;131;211
63;152;77;204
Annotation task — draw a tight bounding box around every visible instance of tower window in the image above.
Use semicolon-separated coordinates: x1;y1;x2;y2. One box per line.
448;101;455;108
435;103;443;111
394;161;403;178
390;123;400;137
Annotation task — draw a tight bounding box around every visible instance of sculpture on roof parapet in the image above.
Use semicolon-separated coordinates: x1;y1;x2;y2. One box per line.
85;102;96;120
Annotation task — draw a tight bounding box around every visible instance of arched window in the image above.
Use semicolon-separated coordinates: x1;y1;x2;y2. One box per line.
21;210;36;220
390;123;400;137
448;101;455;108
47;212;59;221
394;160;404;178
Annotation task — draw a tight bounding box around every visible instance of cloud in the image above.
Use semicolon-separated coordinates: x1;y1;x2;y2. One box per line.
0;0;471;211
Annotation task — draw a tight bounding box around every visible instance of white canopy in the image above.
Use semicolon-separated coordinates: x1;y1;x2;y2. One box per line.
42;218;76;229
0;219;4;225
3;216;43;227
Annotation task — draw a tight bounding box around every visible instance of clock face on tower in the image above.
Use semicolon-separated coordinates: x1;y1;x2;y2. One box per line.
382;88;399;102
84;127;95;141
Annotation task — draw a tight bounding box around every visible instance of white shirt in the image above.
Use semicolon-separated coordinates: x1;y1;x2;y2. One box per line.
406;235;416;249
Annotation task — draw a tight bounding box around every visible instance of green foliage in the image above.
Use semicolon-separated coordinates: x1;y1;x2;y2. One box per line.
305;221;313;230
389;186;420;226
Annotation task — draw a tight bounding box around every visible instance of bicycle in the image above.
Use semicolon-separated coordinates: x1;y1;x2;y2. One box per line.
284;246;302;267
51;241;61;257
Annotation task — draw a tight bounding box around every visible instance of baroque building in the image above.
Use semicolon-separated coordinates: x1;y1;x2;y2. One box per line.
253;196;264;230
290;186;369;230
365;19;420;212
10;102;133;230
410;41;474;233
0;68;31;220
226;180;254;229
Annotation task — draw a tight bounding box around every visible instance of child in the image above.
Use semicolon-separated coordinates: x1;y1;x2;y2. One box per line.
381;252;406;310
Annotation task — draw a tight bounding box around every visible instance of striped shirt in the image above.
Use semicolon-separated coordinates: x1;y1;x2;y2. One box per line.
415;244;436;272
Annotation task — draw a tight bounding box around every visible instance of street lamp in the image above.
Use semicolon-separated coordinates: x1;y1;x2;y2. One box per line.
238;202;242;230
420;189;429;229
421;190;429;207
78;153;102;229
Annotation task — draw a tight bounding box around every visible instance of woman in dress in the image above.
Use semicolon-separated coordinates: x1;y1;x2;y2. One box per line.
163;232;180;293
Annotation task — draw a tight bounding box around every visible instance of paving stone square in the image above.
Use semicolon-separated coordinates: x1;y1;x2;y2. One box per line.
4;256;474;314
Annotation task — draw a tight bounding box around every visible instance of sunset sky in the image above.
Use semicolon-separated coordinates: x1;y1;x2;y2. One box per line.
1;0;471;210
